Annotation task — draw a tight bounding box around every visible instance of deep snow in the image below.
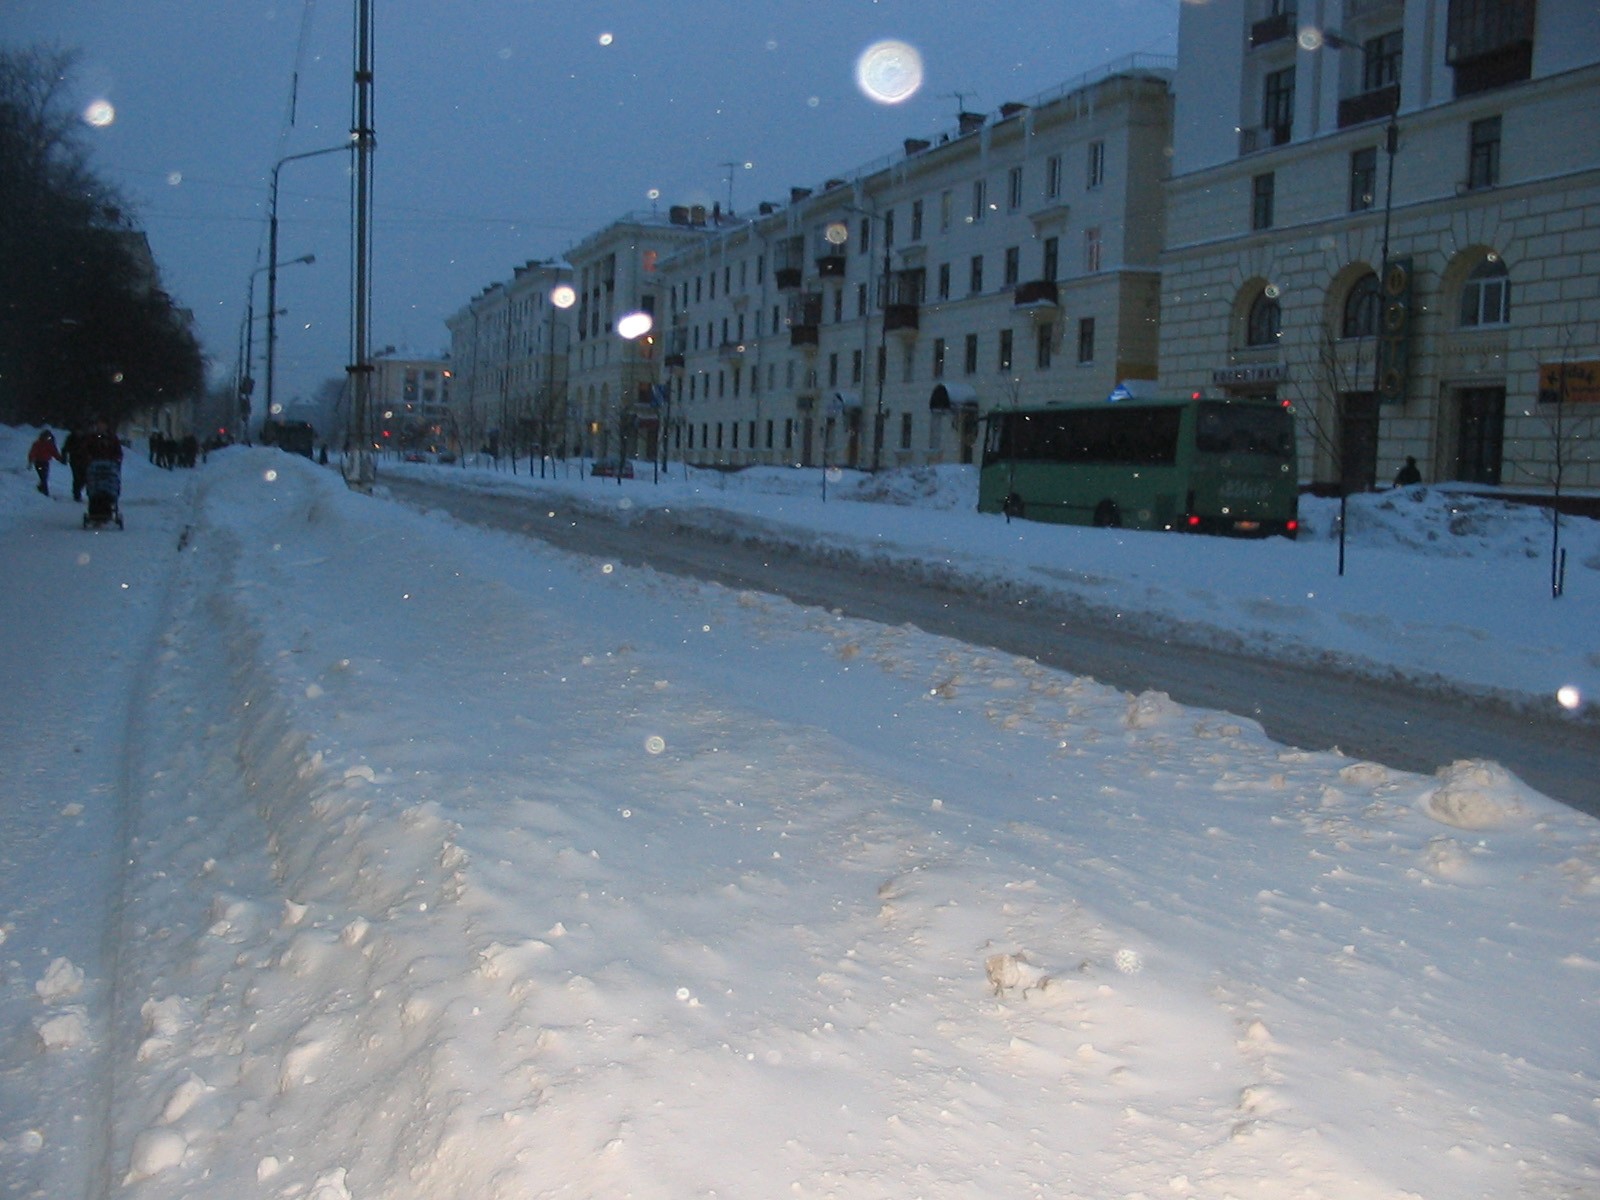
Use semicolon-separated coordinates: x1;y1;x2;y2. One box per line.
1;429;1596;1200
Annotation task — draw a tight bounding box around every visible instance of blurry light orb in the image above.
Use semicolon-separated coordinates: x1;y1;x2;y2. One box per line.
823;221;849;246
601;562;615;574
645;735;666;755
498;47;512;60
598;32;614;46
83;99;115;127
765;39;778;51
855;39;924;105
616;310;653;339
646;187;661;201
1297;28;1326;51
807;96;820;108
1264;283;1282;299
166;171;183;187
1557;684;1582;711
264;469;279;482
551;283;577;309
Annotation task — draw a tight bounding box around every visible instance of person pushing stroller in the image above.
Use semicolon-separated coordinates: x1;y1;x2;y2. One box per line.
79;419;125;529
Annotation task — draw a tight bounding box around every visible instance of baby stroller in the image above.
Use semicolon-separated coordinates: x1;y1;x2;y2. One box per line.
83;459;124;530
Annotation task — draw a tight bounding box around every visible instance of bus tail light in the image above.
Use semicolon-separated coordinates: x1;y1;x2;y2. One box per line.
1186;514;1201;529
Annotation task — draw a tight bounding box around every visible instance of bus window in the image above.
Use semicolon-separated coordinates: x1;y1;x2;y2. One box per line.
1196;402;1293;457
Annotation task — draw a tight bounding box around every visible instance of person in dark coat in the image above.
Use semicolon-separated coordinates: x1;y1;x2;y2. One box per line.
1393;456;1422;487
81;419;123;464
27;430;63;495
61;428;90;501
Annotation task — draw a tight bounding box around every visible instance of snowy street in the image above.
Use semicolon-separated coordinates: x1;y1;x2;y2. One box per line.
2;437;1598;1199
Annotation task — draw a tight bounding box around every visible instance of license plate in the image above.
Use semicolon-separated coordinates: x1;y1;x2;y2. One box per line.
1233;520;1261;531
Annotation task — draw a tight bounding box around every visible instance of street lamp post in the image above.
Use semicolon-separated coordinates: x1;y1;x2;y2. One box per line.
839;203;894;472
266;142;352;427
243;254;314;438
1316;28;1401;577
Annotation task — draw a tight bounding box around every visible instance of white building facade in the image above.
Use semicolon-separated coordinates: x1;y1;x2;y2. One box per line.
1161;0;1600;492
653;58;1176;470
445;259;573;460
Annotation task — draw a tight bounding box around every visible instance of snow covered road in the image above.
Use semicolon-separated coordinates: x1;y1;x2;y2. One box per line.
3;444;1597;1199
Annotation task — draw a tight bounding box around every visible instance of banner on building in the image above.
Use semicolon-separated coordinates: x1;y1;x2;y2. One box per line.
1538;360;1600;405
1375;256;1413;405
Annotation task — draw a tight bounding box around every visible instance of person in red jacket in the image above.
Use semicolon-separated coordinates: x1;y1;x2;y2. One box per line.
26;430;64;496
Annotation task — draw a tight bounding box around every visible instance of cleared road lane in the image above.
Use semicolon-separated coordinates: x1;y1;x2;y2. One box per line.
382;474;1600;818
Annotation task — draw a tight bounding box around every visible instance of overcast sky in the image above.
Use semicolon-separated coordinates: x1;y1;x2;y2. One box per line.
7;1;1179;419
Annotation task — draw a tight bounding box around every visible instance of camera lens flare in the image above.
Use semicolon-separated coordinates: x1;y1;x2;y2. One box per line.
83;99;115;127
855;40;924;105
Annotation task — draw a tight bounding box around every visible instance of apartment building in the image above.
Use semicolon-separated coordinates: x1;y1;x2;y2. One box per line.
445;258;572;459
563;215;716;462
653;56;1175;470
369;347;451;452
1161;0;1600;492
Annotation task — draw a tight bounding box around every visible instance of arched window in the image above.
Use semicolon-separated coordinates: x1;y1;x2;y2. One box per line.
1459;257;1510;327
1246;290;1282;347
1341;272;1380;339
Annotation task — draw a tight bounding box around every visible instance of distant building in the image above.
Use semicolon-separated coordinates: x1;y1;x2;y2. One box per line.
1161;0;1600;492
652;57;1176;470
445;259;572;460
369;347;451;452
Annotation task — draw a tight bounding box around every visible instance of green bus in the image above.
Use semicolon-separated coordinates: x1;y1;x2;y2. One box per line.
977;393;1299;538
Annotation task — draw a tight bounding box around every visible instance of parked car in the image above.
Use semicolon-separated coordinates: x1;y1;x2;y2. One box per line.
591;458;634;478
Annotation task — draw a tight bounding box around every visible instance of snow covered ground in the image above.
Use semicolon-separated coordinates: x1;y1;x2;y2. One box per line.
2;428;1597;1200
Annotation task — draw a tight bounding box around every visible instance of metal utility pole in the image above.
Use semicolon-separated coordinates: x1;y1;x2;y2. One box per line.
344;0;377;491
267;145;349;426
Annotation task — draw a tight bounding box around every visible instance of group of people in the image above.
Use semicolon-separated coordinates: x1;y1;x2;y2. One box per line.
26;420;123;501
148;431;200;469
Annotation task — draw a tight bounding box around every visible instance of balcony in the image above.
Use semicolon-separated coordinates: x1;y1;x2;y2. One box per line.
1337;84;1399;128
1249;10;1295;48
816;252;847;279
1012;279;1060;309
664;352;685;370
774;266;803;291
884;303;919;335
790;324;819;348
718;341;746;362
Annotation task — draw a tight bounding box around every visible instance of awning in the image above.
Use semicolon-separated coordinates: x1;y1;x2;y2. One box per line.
827;390;863;411
929;383;979;411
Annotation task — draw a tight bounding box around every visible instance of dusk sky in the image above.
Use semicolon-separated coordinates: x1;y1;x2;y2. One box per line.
7;1;1180;418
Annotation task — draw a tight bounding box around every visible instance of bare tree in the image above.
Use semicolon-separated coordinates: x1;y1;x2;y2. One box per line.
1284;324;1376;575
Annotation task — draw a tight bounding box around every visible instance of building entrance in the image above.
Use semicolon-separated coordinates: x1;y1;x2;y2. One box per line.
1453;386;1505;484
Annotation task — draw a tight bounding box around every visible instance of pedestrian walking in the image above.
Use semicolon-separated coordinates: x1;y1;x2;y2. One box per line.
27;430;64;496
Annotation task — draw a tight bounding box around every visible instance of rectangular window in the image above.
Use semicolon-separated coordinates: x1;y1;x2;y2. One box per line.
970;255;984;295
933;337;946;379
1467;115;1501;189
1004;246;1020;287
911;199;923;241
851;349;863;384
1087;139;1106;189
1037;322;1053;370
1077;317;1096;364
731;421;739;448
1251;173;1275;230
964;333;979;375
1350;146;1377;212
998;328;1013;372
900;412;913;450
732;366;741;397
940;188;952;232
902;341;915;383
1083;227;1103;273
937;263;951;300
1363;30;1403;92
859;217;872;256
1263;66;1295;143
971;178;987;223
1008;166;1024;210
766;419;774;449
828;353;839;387
857;283;868;318
784;418;794;450
884;208;895;248
833;289;844;323
1043;236;1059;281
1046;154;1062;199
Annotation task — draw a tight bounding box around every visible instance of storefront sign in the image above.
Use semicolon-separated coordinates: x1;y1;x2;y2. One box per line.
1211;363;1287;387
1538;361;1600;405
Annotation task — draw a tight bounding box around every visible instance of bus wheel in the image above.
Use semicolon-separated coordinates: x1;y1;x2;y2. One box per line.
1002;492;1025;519
1093;500;1122;528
